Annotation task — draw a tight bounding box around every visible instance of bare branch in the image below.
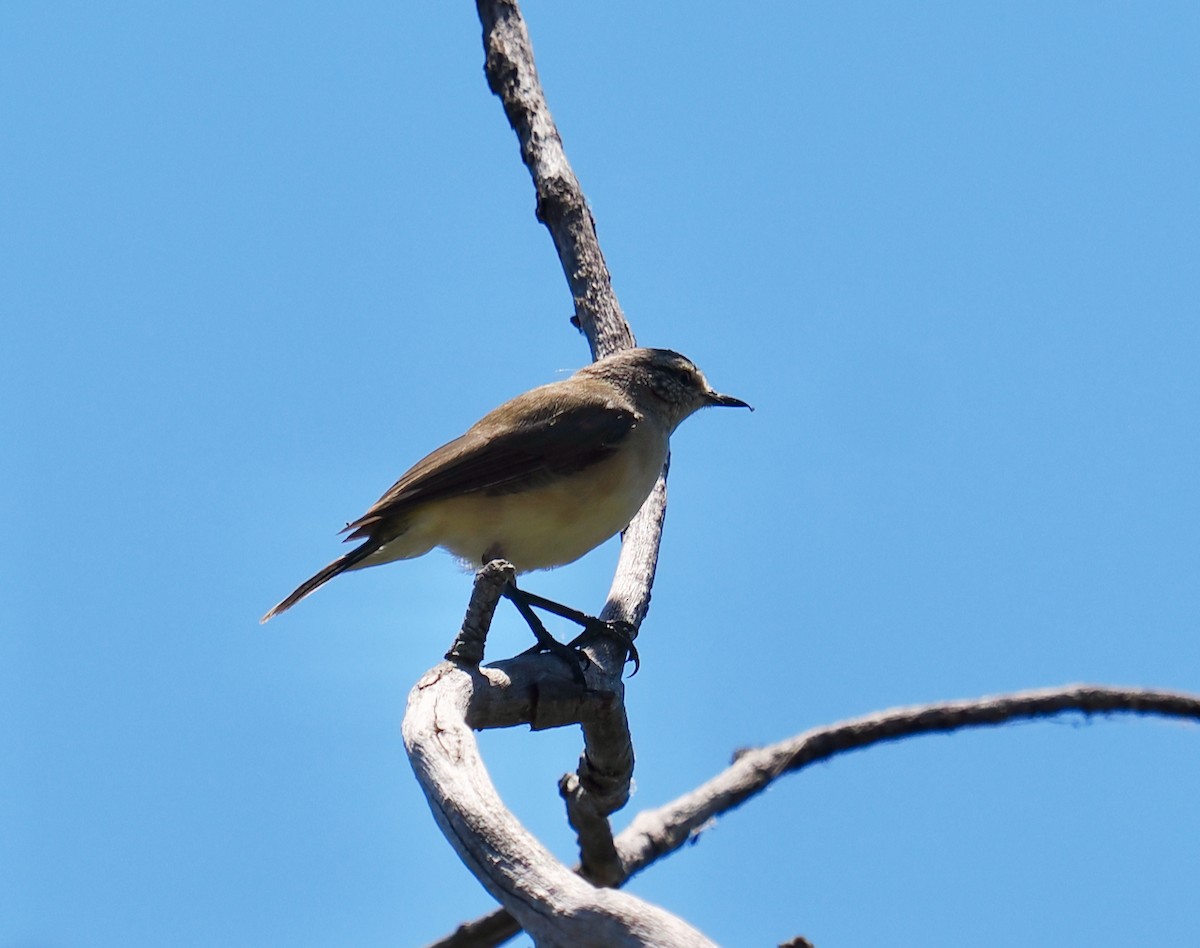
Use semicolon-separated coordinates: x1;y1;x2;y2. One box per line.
431;684;1200;947
476;0;634;359
473;0;669;891
408;524;681;943
408;3;699;941
404;662;715;947
445;560;515;667
560;468;672;887
559;765;624;887
431;912;523;948
601;459;669;632
407;8;1199;948
616;684;1200;877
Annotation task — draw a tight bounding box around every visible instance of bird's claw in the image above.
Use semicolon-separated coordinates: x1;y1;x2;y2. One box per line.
567;619;640;676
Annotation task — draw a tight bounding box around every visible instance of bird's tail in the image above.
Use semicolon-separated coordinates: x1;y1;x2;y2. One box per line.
260;543;377;623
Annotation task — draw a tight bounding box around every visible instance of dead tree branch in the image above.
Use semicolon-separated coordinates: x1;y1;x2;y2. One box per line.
431;684;1200;947
476;0;634;359
405;568;714;947
405;4;1199;946
403;0;688;942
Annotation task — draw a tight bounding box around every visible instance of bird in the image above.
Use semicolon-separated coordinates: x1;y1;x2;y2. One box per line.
261;347;750;654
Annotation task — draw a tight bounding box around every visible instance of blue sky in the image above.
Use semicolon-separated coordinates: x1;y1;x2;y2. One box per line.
4;2;1198;945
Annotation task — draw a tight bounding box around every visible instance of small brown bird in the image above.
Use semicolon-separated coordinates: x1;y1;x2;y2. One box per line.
262;348;750;649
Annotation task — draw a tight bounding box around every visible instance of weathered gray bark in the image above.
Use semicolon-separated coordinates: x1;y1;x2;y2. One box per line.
476;0;634;360
405;663;712;948
406;568;714;948
430;684;1200;947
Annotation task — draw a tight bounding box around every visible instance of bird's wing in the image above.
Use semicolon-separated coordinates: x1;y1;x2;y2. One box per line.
341;384;640;542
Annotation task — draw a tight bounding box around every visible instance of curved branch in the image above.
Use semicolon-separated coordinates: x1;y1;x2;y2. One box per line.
561;467;672;887
404;663;715;948
429;684;1200;947
614;684;1200;876
473;0;667;888
406;570;715;947
407;3;682;941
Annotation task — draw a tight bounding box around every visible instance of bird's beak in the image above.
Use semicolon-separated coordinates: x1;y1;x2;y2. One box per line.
707;390;754;411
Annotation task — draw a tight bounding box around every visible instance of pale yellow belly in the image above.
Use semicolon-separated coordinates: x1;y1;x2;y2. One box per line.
356;424;668;573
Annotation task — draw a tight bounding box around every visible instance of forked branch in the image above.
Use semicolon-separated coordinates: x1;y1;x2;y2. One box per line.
404;0;684;943
406;567;713;947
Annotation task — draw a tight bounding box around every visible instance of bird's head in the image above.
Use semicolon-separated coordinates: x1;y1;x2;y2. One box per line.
583;347;752;431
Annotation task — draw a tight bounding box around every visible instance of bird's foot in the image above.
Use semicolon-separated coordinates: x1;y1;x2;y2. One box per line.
566;619;640;676
518;628;590;683
505;585;588;683
503;582;638;679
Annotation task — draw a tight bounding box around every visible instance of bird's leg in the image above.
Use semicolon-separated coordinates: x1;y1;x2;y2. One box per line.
506;585;640;675
504;587;596;627
565;621;640;676
502;582;589;680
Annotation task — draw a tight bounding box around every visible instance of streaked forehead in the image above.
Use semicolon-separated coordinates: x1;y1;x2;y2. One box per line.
642;348;696;371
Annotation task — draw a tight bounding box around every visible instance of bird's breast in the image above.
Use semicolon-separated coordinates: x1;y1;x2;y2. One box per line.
423;422;668;571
